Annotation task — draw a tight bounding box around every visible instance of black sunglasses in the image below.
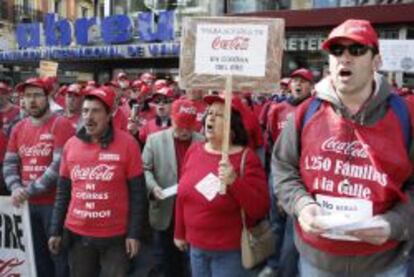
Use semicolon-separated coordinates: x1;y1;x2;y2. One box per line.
328;43;372;57
153;98;172;104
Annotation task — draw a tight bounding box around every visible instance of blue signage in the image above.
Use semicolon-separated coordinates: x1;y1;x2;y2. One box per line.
0;42;180;62
15;11;175;48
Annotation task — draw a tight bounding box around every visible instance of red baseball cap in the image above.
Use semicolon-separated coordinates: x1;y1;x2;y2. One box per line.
171;99;197;130
322;19;379;51
203;94;244;114
65;83;83;96
0;82;11;94
280;78;290;86
290;68;314;83
85;86;116;111
16;77;52;94
117;72;128;80
153;86;174;99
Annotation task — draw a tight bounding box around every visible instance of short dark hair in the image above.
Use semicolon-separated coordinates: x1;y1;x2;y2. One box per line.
83;95;111;114
230;108;249;146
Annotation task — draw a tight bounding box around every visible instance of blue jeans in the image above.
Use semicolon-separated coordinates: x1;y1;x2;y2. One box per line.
299;256;408;277
30;204;69;277
190;247;250;277
266;172;299;276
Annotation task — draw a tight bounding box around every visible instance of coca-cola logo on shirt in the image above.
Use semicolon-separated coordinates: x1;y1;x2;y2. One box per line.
19;143;53;157
211;36;250;50
321;136;369;159
71;164;115;181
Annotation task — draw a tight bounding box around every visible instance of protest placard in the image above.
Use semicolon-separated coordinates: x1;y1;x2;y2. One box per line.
0;197;37;277
39;60;58;77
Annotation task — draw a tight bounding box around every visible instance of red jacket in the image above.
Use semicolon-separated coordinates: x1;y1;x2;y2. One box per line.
174;142;269;250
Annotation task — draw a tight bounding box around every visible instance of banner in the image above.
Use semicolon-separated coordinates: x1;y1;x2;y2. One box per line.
379;39;414;73
179;17;285;92
0;197;37;277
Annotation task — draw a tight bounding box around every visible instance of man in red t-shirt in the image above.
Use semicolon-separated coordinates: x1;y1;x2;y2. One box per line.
48;86;147;276
4;77;74;277
0;81;21;136
143;99;204;277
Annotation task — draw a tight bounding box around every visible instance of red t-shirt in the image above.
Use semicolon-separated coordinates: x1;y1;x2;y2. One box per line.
267;101;296;142
7;114;75;204
1;105;20;136
64;114;81;130
138;118;170;144
60;129;143;237
174;142;269;250
0;131;8;195
112;108;128;131
174;137;192;180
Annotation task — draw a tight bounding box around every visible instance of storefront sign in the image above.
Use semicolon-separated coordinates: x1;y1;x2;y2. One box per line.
285;36;325;51
0;42;180;62
16;11;175;48
380;39;414;73
0;197;37;277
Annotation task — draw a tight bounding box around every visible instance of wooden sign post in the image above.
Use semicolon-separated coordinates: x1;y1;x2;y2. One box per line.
39;60;58;78
179;17;284;194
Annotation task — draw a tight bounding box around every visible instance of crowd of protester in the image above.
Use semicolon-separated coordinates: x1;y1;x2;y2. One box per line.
0;19;414;277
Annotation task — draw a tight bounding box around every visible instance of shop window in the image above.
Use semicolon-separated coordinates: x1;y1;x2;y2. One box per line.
228;0;282;13
313;0;339;8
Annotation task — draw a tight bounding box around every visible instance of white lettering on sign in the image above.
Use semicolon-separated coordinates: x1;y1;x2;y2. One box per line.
19;143;53;157
321;136;369;158
71;164;115;181
195;24;268;77
285;36;325;51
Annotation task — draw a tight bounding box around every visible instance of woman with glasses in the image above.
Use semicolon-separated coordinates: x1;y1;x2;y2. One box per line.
174;94;269;277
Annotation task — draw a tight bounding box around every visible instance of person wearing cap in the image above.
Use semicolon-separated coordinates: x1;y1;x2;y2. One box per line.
142;99;204;277
174;94;269;277
181;89;207;132
272;19;414;276
0;81;21;137
104;81;129;131
48;86;147;276
135;86;175;145
63;83;84;129
4;76;74;277
128;79;156;129
259;68;314;277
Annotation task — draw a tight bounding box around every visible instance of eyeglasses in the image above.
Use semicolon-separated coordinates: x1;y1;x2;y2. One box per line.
327;43;372;57
153;98;172;105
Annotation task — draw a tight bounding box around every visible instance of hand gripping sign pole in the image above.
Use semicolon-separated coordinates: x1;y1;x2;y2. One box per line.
180;16;284;194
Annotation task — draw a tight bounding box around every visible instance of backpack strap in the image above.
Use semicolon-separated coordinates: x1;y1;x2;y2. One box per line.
301;98;322;131
388;94;411;152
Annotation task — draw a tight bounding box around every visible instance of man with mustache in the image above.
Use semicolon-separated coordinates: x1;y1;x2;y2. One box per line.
272;19;414;276
3;77;74;277
48;86;147;277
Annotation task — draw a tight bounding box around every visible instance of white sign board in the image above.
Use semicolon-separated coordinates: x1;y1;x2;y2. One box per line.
39;60;58;77
194;24;268;77
0;197;37;277
379;39;414;73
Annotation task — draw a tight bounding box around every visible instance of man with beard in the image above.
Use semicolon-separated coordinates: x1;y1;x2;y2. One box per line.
48;86;146;277
143;99;203;277
4;77;74;277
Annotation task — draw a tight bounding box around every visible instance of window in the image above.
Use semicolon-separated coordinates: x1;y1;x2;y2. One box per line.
313;0;339;8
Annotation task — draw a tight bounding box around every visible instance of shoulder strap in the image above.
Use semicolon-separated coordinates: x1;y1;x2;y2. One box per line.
301;98;322;131
239;148;249;229
388;94;411;152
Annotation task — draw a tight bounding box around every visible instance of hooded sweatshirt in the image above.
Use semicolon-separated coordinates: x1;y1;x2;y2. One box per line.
272;74;414;274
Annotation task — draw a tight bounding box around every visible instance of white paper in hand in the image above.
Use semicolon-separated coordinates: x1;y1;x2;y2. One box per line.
161;185;178;199
195;173;221;201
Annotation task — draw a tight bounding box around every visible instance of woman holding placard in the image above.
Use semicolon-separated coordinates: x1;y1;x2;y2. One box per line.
174;94;269;276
